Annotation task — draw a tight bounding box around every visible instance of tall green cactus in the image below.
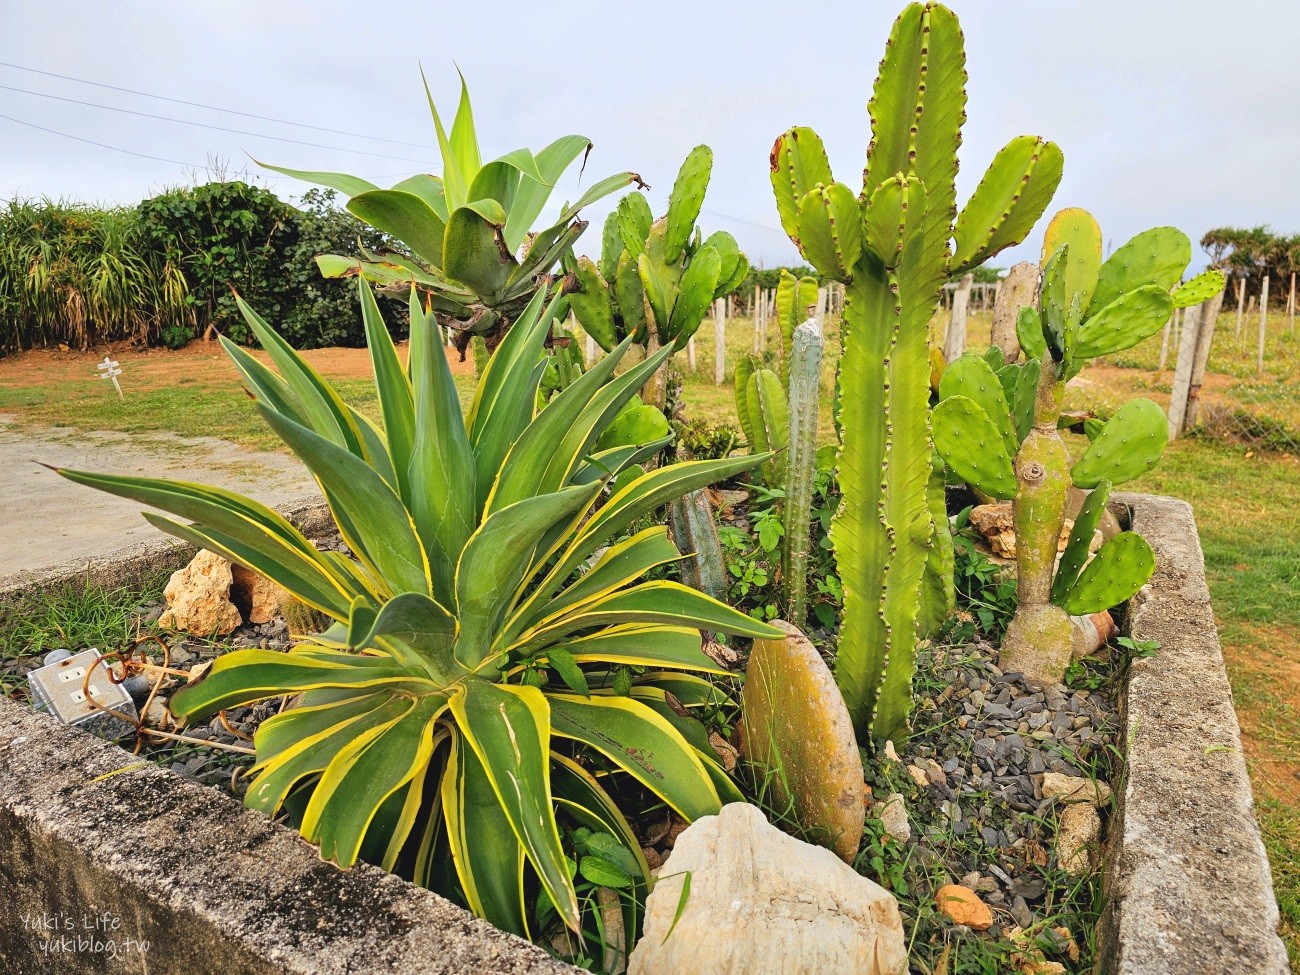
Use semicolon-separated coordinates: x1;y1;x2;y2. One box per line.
734;355;789;489
568;146;748;359
932;207;1225;682
771;2;1063;742
781;320;824;628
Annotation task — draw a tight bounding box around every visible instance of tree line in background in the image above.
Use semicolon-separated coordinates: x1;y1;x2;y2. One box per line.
1201;226;1300;300
0;182;406;354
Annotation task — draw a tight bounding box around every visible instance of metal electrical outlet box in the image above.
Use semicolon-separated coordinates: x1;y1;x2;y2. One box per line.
27;648;137;738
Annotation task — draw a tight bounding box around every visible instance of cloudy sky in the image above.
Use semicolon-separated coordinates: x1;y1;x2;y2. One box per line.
1;1;1295;271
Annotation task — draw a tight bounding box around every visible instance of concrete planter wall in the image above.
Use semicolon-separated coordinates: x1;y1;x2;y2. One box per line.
0;494;1288;974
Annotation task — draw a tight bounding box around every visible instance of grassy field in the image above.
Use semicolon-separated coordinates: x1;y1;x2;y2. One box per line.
0;309;1296;961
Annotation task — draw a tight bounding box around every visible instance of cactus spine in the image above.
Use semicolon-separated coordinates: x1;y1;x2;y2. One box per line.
771;2;1063;742
781;319;824;627
932;207;1225;682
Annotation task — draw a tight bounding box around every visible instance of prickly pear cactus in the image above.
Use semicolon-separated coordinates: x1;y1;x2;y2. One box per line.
781;320;824;627
771;1;1063;742
568;146;748;359
933;205;1223;683
775;270;820;382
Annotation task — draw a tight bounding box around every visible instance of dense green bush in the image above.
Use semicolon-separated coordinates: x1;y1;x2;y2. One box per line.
0;183;405;354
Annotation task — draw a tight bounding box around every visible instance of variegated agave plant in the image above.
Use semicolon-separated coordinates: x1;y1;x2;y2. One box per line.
58;283;776;944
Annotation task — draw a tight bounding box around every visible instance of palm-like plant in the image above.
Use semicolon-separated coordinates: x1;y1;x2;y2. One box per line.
57;281;775;946
263;71;642;351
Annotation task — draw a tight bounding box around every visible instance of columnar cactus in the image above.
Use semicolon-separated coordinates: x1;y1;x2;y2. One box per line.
932;207;1225;682
771;2;1063;742
568;146;748;361
733;354;789;489
781;320;824;628
775;270;819;382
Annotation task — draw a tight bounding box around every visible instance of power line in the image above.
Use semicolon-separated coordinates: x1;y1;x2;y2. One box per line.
0;83;432;163
0;60;438;152
0;111;202;169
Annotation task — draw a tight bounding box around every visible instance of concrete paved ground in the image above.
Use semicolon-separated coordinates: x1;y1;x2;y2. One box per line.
0;415;319;576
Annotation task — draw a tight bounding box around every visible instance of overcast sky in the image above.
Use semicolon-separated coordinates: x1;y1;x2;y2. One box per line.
2;1;1296;272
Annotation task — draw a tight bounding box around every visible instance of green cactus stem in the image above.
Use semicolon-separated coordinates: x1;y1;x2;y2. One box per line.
668;489;728;605
781;320;824;627
998;356;1074;682
773;1;1062;744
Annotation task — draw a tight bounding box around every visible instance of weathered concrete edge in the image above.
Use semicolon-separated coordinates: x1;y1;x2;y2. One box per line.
0;496;331;600
1101;492;1288;975
0;697;581;975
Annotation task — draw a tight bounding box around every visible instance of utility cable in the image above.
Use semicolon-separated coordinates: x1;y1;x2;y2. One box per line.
0;82;432;163
0;59;437;151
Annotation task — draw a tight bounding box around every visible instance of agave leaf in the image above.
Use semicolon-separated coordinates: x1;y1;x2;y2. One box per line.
258;404;430;597
503;134;591;252
347;190;447;268
407;299;476;605
547;693;721;821
360;283;415;501
170;647;428;720
254;161;378;198
454;483;602;668
246;692;407;815
302;692;446;868
442;205;516;299
450;680;579;932
443;734;529;936
391;174;448;221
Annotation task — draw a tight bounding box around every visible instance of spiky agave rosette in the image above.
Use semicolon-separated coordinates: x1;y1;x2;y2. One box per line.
57;280;779;949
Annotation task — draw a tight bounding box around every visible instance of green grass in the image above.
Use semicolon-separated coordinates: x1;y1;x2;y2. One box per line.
0;573;168;661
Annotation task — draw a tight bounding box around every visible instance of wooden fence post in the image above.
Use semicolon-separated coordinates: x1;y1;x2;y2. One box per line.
753;285;763;353
944;273;974;362
687;335;697;372
714;299;726;385
1184;290;1226;429
1257;274;1269;374
1167;301;1203;439
1289;271;1296;335
1235;274;1246;338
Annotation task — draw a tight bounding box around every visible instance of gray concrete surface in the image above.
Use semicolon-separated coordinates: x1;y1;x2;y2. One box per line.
0;697;580;975
1100;493;1289;975
0;415;319;577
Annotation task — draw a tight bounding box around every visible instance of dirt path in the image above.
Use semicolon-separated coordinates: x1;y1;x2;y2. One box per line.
0;415;318;577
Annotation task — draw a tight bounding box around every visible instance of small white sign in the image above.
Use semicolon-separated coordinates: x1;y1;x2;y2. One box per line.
96;356;123;399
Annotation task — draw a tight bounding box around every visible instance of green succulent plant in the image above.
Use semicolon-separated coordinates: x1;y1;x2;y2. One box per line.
770;1;1064;742
932;207;1225;681
57;281;778;948
262;71;642;351
567;145;749;356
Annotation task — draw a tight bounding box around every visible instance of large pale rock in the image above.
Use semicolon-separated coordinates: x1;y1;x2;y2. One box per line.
628;803;906;975
158;550;242;636
739;621;864;862
230;564;284;624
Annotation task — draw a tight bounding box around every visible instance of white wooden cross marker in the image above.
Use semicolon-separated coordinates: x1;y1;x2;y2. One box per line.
97;356;123;399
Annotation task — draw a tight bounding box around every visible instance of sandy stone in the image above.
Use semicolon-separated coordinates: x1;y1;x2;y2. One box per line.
158;550;242;635
628;803;906;975
1055;801;1101;875
936;884;993;930
230;565;283;624
1041;772;1112;806
878;793;910;844
969;502;1092;559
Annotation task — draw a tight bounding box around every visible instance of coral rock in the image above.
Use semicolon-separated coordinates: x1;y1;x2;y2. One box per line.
1041;772;1112;806
158;550;242;636
936;884;994;931
1054;801;1101;875
628;803;906;975
230;565;283;624
739;621;865;862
